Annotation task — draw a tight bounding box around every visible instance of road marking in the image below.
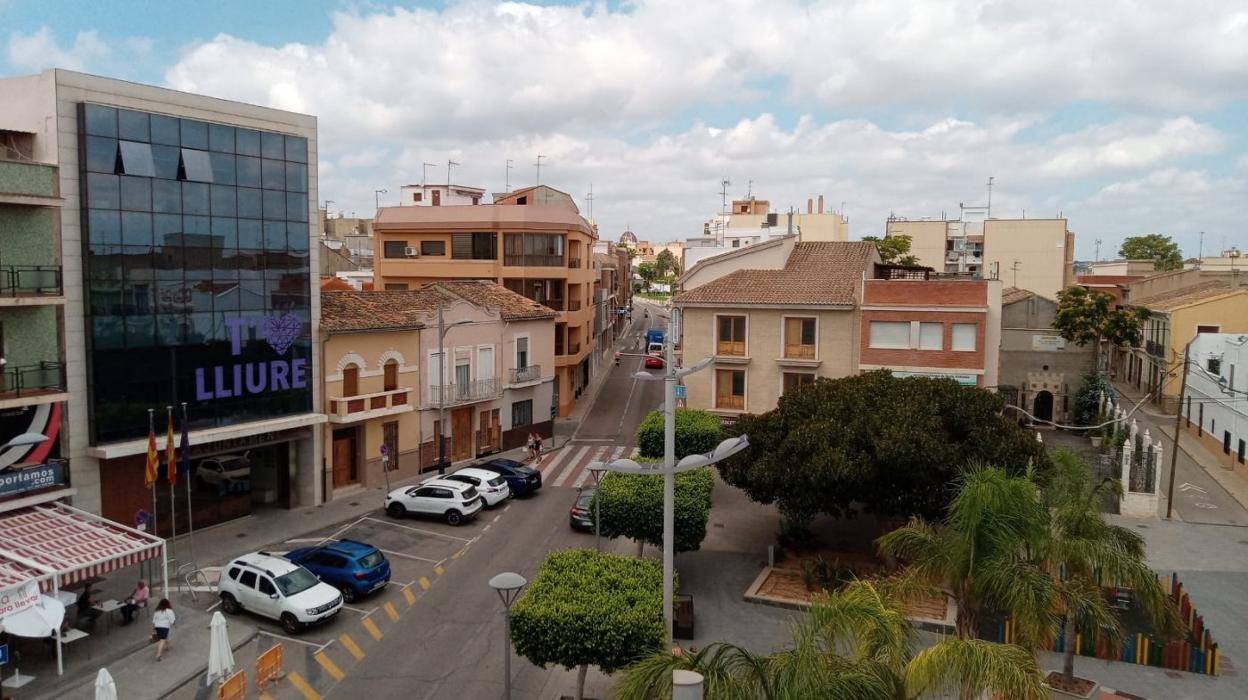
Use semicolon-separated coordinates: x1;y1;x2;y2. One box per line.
288;672;322;700
207;601;221;612
482;524;491;532
261;631;327;648
260;692;275;700
314;651;346;682
539;445;578;478
434;565;445;577
318;517;369;547
557;445;607;488
361;616;383;641
341;605;373;615
360;516;473;542
451;548;465;559
492;514;502;522
375;547;441;563
403;587;417;606
1179;482;1208;494
1194;502;1219;509
503;504;512;512
419;576;432;590
574;446;627;489
575;438;615;442
339;633;365;661
383;601;400;621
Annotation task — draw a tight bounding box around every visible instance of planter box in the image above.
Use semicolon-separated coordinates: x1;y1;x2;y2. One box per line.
1046;670;1099;699
1090;436;1104;447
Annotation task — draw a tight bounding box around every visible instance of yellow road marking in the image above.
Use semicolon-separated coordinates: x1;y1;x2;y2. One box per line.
260;693;275;700
451;549;464;559
362;616;383;641
384;601;400;622
339;633;365;661
419;576;431;591
403;587;417;605
314;651;346;682
434;565;445;577
288;672;322;700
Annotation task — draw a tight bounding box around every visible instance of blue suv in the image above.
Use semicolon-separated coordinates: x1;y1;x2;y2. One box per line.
477;458;542;496
285;540;390;603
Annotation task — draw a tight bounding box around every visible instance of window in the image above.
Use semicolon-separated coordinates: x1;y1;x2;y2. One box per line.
783;373;815;394
227;566;241;581
420;240;446;256
432;190;441;206
118;141;156;177
503;233;564;266
918;322;943;350
452;232;496;260
383;240;408;258
238;570;257;589
952;323;977;351
512;399;533;427
1225;431;1232;455
257;577;276;596
715;369;746;410
413;192;422;202
384;283;409;290
784;317;816;359
868;321;910;349
180;148;214;182
1208;358;1222;375
477;346;495;380
1197;325;1220;334
342;364;359;397
383;359;398;391
716;315;747;356
516;336;529;369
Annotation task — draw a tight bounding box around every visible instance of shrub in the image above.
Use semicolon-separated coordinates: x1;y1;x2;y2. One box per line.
594;467;715;553
636;408;723;460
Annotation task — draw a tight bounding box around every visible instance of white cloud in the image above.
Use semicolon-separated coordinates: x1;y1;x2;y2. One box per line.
1038;118;1223;177
6;27;108;72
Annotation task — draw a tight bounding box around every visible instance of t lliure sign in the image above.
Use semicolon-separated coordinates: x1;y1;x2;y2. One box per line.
194;314;309;401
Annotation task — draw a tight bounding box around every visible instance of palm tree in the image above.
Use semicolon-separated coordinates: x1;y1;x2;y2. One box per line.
614;578;1047;700
875;465;1056;645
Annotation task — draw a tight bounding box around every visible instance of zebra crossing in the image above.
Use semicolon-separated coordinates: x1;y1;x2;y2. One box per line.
538;444;634;488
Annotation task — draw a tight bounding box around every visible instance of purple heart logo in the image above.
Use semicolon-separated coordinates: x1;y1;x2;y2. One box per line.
262;314;302;356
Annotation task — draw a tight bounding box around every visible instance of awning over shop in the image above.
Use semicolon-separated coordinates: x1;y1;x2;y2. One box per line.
0;501;164;593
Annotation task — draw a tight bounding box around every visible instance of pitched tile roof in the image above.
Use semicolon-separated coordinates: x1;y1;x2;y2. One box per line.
674;241;876;307
320;288;444;332
1001;287;1035;305
320;276;354;292
1128;280;1241;311
434;280;559;321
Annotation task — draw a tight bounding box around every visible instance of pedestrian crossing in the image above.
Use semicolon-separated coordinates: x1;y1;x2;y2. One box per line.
539;444;635;488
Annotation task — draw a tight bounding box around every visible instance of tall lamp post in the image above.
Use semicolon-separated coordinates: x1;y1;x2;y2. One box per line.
488;571;527;700
589;308;749;645
436;307;473;474
374;188;388;212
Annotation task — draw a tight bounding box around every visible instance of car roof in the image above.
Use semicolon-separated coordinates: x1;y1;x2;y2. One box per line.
321;539;377;557
418;478;473;492
453;467;501;480
231;552;301;577
482;458;523;471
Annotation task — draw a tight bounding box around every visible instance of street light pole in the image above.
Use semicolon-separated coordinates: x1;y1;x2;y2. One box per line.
438;307;447;475
662;310;676;642
488;572;527;700
1165;341;1191;520
589;466;604;552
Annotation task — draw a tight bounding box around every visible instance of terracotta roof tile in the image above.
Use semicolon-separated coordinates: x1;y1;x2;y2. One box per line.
1001;287;1035;305
1129;281;1241;311
434;280;559;321
674;241;876;306
321;281;557;333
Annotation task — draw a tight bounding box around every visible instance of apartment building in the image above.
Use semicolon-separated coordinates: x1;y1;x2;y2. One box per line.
372;186;598;417
320;282;556;497
686;194;848;271
398;183;486;207
1182;332;1248;469
998;288;1095;423
885;206;1074;299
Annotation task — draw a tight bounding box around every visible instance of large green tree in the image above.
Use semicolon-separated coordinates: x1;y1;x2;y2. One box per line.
1119;234;1183;271
510;550;665;700
1053;286;1149;369
636;408;723;460
594;468;714;553
655;248;681;278
637;261;659;290
615;578;1047;700
718;372;1048;522
861;234;921;266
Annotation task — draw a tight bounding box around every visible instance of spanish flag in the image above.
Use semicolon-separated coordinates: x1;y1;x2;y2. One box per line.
165;407;177;487
145;419;159;489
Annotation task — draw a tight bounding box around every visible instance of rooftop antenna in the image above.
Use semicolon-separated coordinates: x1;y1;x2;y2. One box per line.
534;154;545;185
1094;238;1102;262
447;159;460;188
585;184;594;221
719;178;731;246
421;162;435;198
1011;258;1022;287
986;176;994;218
746;179;753;199
1199;231;1204;260
505;159;513;191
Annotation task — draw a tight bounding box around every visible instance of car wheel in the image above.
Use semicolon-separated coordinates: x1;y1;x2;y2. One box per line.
220;593;240;614
445;509;463;526
281;612;303;635
386;502;407;518
339;585;357;604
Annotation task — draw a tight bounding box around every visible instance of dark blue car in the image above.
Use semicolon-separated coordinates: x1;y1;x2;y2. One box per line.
477;458;542;496
285;539;390;603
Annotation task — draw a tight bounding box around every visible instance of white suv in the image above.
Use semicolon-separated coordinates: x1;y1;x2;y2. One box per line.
218;552;343;634
385;478;484;525
428;468;510;507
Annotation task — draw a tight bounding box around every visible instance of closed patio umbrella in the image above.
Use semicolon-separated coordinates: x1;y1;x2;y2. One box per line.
206;611;234;686
94;668;118;700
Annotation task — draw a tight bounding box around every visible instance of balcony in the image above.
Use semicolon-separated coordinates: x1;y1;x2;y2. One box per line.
716;340;746;356
0;361;67;400
1;265;63;301
429;377;502;406
783;344;816;360
327;387;413;423
568;341;582;356
715;396;745;411
567;299;582;312
0;160;61;206
510;365;542;385
504;254;565;267
567;257;581;269
1145;340;1165;358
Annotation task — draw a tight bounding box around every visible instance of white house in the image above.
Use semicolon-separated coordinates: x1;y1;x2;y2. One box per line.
1183;332;1248;467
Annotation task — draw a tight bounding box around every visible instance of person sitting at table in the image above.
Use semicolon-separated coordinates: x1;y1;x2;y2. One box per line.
75;587;100;628
120;580;149;625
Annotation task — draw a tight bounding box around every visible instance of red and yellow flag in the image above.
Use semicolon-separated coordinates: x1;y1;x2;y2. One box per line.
144;425;159;489
165;409;177;487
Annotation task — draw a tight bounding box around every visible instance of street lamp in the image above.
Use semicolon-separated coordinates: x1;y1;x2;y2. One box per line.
374;188;388;212
436;307;474;474
488;571;527;700
588;465;605;551
590;309;749;646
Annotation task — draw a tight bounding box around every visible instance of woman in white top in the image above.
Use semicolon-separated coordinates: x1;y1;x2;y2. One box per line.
152;598;176;661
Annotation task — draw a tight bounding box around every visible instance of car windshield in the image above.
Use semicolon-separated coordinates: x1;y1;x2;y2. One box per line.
488;477;505;488
577;490;594;507
274;567;320;596
357;551;384;569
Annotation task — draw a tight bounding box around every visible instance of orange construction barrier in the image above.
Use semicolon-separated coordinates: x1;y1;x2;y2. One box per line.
218;670;246;700
256;642;284;690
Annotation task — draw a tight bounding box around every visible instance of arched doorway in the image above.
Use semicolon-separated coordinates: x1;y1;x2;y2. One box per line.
1033;390;1054;423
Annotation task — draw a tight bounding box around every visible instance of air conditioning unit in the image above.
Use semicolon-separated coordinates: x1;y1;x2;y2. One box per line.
404;246;419;257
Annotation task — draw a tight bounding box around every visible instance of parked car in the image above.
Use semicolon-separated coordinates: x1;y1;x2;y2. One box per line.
284;539;391;603
217;552;342;634
477;458;543;496
385;478;484;525
570;487;596;531
430;467;511;507
644;342;664;369
196;454;250;486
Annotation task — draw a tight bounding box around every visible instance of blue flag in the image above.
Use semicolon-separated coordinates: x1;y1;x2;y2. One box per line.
179;407;191;479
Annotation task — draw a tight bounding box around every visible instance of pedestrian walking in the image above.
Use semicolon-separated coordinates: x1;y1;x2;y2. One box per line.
534;433;544;464
152;598;176;661
526;432;536;462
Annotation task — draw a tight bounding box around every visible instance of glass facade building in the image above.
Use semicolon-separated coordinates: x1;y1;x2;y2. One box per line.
79;103;313;443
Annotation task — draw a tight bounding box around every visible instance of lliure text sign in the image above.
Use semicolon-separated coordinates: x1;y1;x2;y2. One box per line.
194;314;309;401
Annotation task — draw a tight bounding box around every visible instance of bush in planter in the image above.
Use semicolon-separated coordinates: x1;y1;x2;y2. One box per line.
593;467;714;553
1073;372;1112;434
635;408;723;460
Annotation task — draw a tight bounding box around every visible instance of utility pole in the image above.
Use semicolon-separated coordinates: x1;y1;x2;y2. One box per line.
718;178;731;246
1165;342;1191;519
534;154;545;185
986;176;994;218
447;159;460;187
505;159;513;191
1198;231;1205;261
1095;238;1102;262
585;184;594;221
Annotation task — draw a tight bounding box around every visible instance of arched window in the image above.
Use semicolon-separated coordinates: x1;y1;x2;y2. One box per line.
343;364;360;397
383;359;398;391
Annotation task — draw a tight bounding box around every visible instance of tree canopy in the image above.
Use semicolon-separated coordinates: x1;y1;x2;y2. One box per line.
1053;286;1149;351
1119;234;1183;271
861;234;921;266
718;372;1048;522
655;248;680;277
637;261;659;289
594;467;715;552
636;408;723;460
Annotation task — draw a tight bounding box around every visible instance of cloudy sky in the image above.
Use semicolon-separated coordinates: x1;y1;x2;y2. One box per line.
4;0;1247;259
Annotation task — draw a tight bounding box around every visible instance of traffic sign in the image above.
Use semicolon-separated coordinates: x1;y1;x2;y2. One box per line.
674;385;686;399
1;642;9;665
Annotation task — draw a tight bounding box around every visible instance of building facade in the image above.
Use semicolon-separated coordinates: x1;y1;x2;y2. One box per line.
371;188;598;417
320;282;556;498
0;69;322;534
398;183;486;207
998;288;1095;424
1182;332;1248;469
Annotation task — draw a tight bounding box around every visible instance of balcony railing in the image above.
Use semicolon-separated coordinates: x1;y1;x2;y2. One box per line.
504;254;564;267
568;341;581;356
510;365;542;384
715;395;745;410
567;257;581;269
567;299;582;312
327;387;412;420
429;377;502;406
716;340;746;356
1145;340;1164;358
783;344;816;360
2;265;62;297
0;361;66;398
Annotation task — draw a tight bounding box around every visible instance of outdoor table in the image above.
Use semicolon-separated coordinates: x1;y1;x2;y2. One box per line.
59;629;88;643
92;600;125;634
53;590;76;607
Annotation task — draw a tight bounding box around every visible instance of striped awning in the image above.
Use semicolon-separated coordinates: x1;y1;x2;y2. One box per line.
0;502;164;593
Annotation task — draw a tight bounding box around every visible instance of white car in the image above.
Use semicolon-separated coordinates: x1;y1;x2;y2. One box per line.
217;552;342;634
196;454;250;486
429;467;510;507
385;478;484;525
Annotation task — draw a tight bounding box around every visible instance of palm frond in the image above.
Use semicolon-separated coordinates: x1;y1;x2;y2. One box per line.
904;639;1048;700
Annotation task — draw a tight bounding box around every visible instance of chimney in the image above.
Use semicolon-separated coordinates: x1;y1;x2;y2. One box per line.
818;195;824;214
807;199;813;214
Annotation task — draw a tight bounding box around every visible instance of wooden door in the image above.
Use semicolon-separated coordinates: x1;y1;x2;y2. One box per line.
451;408;473;462
331;428;358;487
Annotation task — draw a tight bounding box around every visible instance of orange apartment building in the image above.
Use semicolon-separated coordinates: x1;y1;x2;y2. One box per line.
372;186;599;416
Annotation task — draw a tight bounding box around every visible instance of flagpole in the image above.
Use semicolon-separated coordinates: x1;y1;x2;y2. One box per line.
167;405;177;563
147;408;159;591
182;402;195;565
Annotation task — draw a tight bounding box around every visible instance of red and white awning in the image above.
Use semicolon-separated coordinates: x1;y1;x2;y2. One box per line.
0;502;163;593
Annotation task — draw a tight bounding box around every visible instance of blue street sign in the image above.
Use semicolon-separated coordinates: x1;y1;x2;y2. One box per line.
0;642;8;665
674;385;686;399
